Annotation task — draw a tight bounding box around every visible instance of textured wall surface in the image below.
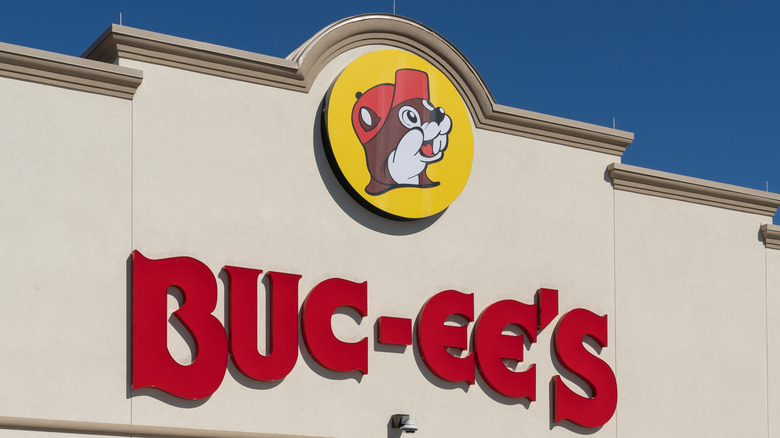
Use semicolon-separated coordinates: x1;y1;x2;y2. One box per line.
0;28;777;438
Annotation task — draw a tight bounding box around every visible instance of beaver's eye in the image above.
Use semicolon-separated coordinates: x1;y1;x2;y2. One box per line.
399;106;421;129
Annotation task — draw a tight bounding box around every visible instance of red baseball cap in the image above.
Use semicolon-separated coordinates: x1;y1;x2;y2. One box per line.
352;69;430;144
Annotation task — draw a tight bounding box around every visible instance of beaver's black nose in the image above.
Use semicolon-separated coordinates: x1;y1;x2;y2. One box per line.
430;107;445;124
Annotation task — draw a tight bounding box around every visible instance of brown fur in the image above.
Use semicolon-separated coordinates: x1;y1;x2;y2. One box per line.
362;98;436;195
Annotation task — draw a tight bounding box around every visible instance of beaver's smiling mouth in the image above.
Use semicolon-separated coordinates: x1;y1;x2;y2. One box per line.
420;142;435;158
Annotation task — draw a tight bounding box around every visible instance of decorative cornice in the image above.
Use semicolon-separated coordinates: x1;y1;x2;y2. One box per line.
608;163;780;216
0;415;326;438
82;25;301;90
0;42;142;99
761;224;780;250
82;15;634;156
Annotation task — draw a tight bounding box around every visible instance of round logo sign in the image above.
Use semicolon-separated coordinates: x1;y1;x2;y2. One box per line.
324;50;474;220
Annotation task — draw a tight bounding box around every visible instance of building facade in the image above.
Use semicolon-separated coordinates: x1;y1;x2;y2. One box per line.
1;14;779;438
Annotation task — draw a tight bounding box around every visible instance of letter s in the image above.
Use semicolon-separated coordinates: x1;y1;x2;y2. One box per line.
552;308;617;428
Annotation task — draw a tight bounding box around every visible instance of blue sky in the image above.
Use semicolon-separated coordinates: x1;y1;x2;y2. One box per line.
2;1;778;222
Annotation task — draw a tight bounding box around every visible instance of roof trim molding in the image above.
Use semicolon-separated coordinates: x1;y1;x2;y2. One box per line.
82;15;634;156
608;163;780;216
0;42;142;99
761;224;780;250
0;415;326;438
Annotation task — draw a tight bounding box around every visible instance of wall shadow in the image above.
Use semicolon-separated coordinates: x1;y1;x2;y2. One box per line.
167;285;196;363
125;255;132;400
312;97;444;235
474;371;531;408
603;168;614;185
386;417;402;438
131;387;211;408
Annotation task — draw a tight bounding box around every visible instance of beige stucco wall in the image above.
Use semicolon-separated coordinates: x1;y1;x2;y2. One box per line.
768;248;780;437
0;433;118;438
614;191;769;437
118;46;620;437
0;76;132;423
0;34;777;438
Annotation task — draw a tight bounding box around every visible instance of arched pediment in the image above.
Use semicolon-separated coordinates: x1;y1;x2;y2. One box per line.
84;14;633;155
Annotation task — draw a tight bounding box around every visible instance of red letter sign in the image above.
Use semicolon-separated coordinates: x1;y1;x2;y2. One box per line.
417;290;474;384
474;300;537;400
132;251;228;399
302;278;368;373
552;308;618;427
226;267;301;381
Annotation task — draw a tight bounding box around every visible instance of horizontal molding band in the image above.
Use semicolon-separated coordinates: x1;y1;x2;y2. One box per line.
85;29;303;91
761;224;780;250
0;415;326;438
81;15;634;156
608;163;780;216
0;42;142;99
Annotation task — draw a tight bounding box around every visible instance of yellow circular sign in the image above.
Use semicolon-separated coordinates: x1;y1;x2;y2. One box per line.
324;50;474;220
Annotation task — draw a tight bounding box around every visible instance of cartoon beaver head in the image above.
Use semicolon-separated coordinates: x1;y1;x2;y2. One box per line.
352;69;452;195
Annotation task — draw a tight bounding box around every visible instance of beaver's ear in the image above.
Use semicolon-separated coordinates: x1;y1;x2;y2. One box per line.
359;107;380;132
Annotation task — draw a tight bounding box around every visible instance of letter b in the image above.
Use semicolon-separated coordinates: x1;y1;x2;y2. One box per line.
132;251;228;399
